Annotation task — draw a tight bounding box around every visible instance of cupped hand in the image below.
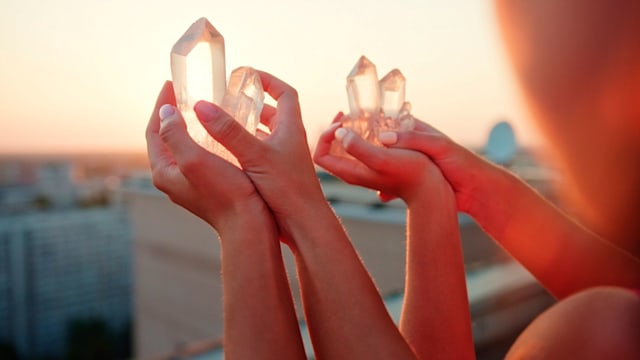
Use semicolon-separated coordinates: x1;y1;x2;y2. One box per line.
145;81;268;234
313;120;453;207
376;119;499;213
190;71;328;237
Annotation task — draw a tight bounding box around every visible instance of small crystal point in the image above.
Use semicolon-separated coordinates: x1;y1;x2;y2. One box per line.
171;18;226;149
346;56;380;117
222;67;264;134
379;69;405;119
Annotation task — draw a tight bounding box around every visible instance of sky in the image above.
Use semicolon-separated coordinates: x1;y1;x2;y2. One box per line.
0;0;541;154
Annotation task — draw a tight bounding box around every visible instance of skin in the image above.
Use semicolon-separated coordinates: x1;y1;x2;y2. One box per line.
375;121;640;300
146;1;640;356
494;0;640;256
148;73;426;359
146;81;305;359
314;123;475;359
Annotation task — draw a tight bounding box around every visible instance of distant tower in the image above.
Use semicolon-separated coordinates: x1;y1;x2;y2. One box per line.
484;120;517;166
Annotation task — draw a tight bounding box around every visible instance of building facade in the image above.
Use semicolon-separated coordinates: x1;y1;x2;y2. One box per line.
0;207;131;358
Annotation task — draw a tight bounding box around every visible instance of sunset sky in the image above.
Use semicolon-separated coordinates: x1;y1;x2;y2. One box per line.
0;0;541;154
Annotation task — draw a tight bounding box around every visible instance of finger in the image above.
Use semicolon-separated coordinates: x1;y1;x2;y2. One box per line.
337;129;390;172
146;81;177;170
260;104;277;131
313;148;374;187
256;70;302;134
386;130;452;161
413;118;443;135
194;101;263;165
313;122;343;160
377;191;397;203
331;112;344;124
256;128;270;141
158;104;205;169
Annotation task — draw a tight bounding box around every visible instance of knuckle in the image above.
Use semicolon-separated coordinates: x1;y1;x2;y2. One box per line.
158;120;182;144
177;153;202;177
211;116;243;143
151;169;170;194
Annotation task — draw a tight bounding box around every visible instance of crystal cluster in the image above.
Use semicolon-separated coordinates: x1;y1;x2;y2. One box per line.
337;56;415;148
170;18;263;164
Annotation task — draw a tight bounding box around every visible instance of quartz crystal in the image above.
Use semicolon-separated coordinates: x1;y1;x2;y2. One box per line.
170;18;265;166
222;66;264;134
171;18;226;151
334;56;415;154
379;69;405;119
347;56;380;118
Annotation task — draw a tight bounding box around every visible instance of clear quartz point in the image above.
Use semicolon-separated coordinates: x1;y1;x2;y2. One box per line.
222;66;264;134
333;56;416;156
170;17;226;151
379;69;405;119
346;56;380;118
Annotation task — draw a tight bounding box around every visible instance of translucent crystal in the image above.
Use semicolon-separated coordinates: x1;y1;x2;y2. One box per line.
379;69;405;119
333;56;416;156
171;18;226;150
222;66;264;134
346;56;380;118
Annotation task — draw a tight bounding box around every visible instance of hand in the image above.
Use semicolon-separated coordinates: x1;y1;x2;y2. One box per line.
145;81;269;234
313;119;453;207
376;119;501;213
190;71;328;241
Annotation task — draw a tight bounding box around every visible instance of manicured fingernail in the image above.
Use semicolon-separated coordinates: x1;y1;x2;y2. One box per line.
158;104;175;122
341;130;355;147
194;101;220;122
334;127;347;141
379;131;398;145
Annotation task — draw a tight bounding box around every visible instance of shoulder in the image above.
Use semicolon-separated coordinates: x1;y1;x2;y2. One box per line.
507;286;640;359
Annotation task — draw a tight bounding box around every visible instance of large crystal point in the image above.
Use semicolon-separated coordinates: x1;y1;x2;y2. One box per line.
222;67;264;134
346;56;380;118
171;18;226;149
379;69;405;119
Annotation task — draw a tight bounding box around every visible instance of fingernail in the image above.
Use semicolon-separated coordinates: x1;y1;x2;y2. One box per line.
158;104;175;122
334;127;347;141
341;130;354;148
379;131;398;145
194;101;220;122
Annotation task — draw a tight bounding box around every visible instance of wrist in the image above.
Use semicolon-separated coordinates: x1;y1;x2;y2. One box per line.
280;198;344;254
214;198;276;241
465;162;522;234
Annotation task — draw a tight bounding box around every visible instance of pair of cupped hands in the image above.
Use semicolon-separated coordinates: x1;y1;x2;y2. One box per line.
146;71;482;245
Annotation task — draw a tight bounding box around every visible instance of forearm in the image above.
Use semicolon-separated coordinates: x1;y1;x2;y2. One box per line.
219;209;305;359
468;165;640;298
401;192;474;359
285;201;415;359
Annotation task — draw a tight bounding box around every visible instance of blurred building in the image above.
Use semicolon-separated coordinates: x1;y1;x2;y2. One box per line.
124;148;556;359
0;158;133;358
0;208;131;358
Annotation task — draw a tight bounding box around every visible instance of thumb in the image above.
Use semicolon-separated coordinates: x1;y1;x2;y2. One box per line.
194;101;263;164
158;104;202;165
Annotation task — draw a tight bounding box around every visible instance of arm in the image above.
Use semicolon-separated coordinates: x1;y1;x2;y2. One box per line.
379;123;640;299
145;82;305;359
191;73;416;359
314;126;474;359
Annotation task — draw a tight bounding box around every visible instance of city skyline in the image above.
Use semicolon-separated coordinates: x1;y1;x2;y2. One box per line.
0;0;542;154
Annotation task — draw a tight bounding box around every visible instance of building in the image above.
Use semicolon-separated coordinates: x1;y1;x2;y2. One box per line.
0;157;133;358
0;207;132;358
